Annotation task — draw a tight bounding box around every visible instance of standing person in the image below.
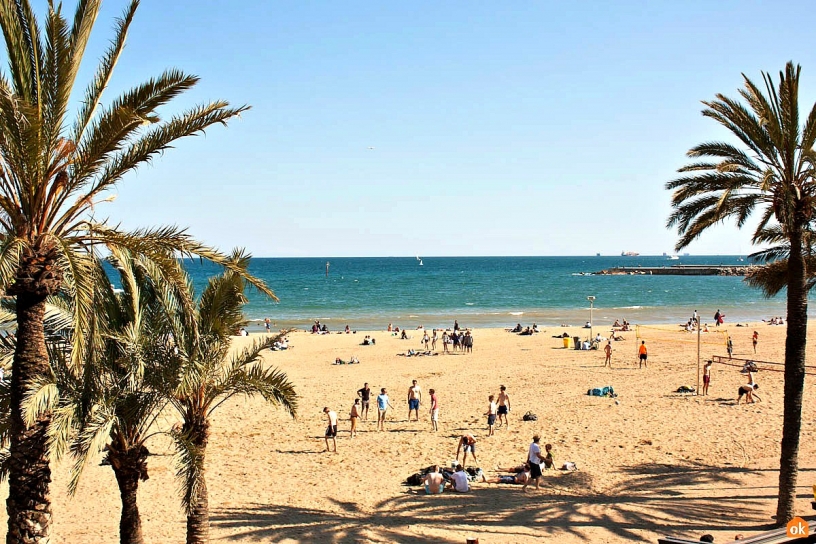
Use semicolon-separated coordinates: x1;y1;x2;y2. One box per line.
377;388;395;431
454;319;460;331
264;317;271;333
702;360;713;396
752;331;758;354
693;309;698;325
349;399;361;438
604;341;612;367
429;388;439;431
714;309;721;326
638;341;648;369
357;382;372;421
407;380;422;421
523;434;546;492
456;434;477;466
727;337;733;359
484;395;497;436
323;407;338;452
497;385;511;428
464;331;474;353
442;331;450;353
431;329;438;350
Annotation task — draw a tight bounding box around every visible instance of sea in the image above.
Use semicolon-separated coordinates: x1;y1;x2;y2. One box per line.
173;255;796;332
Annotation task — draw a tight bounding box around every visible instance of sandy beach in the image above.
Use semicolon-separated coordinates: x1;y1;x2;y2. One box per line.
4;320;815;543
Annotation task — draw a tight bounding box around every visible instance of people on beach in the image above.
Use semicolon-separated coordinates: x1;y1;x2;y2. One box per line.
543;443;555;469
454;320;460;331
483;462;532;485
638;341;648;368
431;329;438;350
349;399;360;438
752;331;758;353
604;341;612;367
484;395;497;436
264;317;271;332
497;385;510;428
429;388;439;431
423;465;445;494
357;382;371;420
442;331;450;353
727;337;733;359
377;388;395;431
323;407;338;452
702;360;712;396
463;331;474;353
422;330;430;350
401;329;408;340
737;383;760;404
407;380;422;421
456;434;477;466
713;310;721;326
448;464;469;492
523;434;546;492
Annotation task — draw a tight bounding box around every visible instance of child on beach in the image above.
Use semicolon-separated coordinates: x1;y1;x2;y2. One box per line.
543;443;554;469
702;360;712;396
484;395;497;436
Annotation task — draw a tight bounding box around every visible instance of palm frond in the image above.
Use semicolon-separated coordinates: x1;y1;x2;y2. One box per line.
170;427;205;514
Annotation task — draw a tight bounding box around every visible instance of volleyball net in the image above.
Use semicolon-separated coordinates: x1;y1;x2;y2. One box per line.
635;324;730;351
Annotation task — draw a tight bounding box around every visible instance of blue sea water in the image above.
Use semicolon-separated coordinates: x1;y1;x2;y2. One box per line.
177;255;793;331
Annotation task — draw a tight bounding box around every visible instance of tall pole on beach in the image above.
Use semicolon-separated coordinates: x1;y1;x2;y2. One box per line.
587;296;595;343
696;318;701;394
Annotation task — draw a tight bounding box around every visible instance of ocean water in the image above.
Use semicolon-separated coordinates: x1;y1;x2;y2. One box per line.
175;255;794;331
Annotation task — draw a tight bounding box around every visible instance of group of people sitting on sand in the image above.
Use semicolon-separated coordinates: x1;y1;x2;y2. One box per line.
764;316;784;325
270;337;290;351
507;323;539;335
612;319;631;331
360;335;376;345
311;321;329;334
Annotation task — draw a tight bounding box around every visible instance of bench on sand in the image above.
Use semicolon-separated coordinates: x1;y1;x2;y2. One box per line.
658;519;816;544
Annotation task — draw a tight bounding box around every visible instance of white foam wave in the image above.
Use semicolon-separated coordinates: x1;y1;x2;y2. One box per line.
509;312;524;316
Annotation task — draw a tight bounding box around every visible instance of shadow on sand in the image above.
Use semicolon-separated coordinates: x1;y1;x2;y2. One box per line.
211;462;785;543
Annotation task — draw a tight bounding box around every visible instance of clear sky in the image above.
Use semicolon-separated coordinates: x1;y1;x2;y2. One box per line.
68;0;816;257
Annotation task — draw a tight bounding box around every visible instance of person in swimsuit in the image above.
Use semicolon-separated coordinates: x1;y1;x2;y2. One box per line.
323;407;338;452
484;394;497;436
431;329;438;350
497;385;510;428
727;337;733;359
456;434;477;466
482;463;532;485
349;399;360;438
407;380;422;421
737;383;760;404
702;360;713;396
423;465;445;494
543;443;554;469
604;341;612;367
752;331;758;353
357;382;371;421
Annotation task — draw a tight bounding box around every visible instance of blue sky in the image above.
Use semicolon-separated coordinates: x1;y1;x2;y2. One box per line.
68;0;816;257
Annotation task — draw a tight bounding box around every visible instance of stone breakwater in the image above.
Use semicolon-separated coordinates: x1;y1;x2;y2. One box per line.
595;265;756;276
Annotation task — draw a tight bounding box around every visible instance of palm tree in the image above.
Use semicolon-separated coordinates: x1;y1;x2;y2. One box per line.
165;251;297;544
0;3;265;541
666;61;816;524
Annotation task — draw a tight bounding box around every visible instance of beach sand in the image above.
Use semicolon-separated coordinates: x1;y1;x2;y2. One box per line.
3;320;815;543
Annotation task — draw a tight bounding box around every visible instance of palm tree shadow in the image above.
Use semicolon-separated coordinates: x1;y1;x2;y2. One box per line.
211;462;774;543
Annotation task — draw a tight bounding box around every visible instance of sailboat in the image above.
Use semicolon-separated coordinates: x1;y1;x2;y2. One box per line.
416;255;423;266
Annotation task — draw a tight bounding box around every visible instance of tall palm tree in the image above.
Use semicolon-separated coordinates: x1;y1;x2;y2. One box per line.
166;251;297;544
666;61;816;524
0;2;264;541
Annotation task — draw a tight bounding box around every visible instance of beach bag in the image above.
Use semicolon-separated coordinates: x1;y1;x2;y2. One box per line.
588;388;603;397
405;473;423;486
560;462;577;471
601;386;615;397
676;385;695;394
522;411;538;421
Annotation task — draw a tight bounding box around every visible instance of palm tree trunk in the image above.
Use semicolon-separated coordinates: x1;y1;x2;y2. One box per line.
111;454;146;544
6;291;52;544
776;224;808;524
186;419;210;544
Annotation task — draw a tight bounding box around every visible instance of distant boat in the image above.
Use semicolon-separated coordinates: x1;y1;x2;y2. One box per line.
667;255;680;260
417;255;423;266
737;257;744;262
596;252;601;256
621;251;639;256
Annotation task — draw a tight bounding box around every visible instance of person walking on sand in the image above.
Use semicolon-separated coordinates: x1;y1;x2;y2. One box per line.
638;341;648;369
456;434;477;466
407;379;422;421
604;341;612;367
431;329;438;350
752;331;758;354
422;330;430;351
357;382;372;421
323;407;338;452
349;399;361;438
484;395;497;436
523;434;546;492
429;388;439;431
727;337;733;359
702;360;713;396
497;385;511;428
377;388;395;431
442;331;450;353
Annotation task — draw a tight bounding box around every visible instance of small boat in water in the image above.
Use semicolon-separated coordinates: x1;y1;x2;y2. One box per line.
621;251;639;256
667;255;679;260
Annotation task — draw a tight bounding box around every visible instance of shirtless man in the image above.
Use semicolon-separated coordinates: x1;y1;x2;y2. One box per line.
407;380;422;421
496;385;510;428
423;465;445;494
737;383;760;404
604;341;612;367
456;434;477;466
429;388;439;431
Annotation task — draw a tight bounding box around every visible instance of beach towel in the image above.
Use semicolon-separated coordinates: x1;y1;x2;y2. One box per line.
676;385;695;394
522;411;537;421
